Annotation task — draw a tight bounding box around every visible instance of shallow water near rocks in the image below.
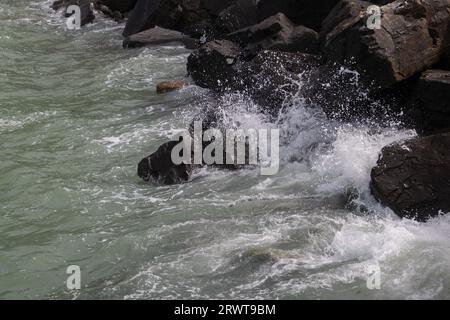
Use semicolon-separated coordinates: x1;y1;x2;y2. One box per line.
1;0;450;300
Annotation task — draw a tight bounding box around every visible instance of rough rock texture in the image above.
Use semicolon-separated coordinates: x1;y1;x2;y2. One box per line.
52;0;95;26
227;13;319;54
371;133;450;221
409;69;450;134
138;141;193;184
156;81;189;94
187;40;243;90
213;0;261;34
257;0;340;31
123;26;197;48
322;0;450;88
187;40;322;113
319;0;372;42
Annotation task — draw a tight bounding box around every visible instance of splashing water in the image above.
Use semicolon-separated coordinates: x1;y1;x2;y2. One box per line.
1;0;450;300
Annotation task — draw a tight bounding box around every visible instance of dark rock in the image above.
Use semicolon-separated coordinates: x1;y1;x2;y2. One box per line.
371;133;450;222
227;13;319;54
123;0;161;36
95;0;137;13
257;0;339;31
187;40;323;114
123;0;214;38
319;0;372;42
138;141;193;185
322;0;450;88
187;40;243;90
214;0;261;34
409;69;450;134
52;0;95;26
202;0;235;16
123;26;197;48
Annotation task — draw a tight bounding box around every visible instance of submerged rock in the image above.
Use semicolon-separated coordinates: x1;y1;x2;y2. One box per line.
138;141;193;185
371;133;450;222
322;0;450;88
123;26;197;48
409;69;450;134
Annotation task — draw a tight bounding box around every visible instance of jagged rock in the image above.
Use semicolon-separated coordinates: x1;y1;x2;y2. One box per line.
319;0;372;42
227;13;319;54
187;40;322;114
123;26;197;48
52;0;95;26
409;69;450;134
257;0;340;31
322;0;450;88
156;81;189;94
371;133;450;222
187;40;243;90
138;141;193;185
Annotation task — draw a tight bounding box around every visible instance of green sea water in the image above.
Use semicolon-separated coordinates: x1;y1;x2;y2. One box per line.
1;0;450;300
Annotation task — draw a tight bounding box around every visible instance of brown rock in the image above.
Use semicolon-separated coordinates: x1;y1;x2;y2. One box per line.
156;81;189;94
322;0;450;88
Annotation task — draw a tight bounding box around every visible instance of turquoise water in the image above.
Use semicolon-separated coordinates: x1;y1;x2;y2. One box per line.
1;0;450;300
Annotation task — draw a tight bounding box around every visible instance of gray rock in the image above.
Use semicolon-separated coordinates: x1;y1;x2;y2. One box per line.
123;26;197;48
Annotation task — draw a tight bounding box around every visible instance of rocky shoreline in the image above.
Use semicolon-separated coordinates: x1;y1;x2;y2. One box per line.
53;0;450;222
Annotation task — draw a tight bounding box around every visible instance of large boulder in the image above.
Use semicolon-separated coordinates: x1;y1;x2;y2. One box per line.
138;141;193;185
371;133;450;222
213;0;261;34
123;0;162;36
319;0;373;41
322;0;450;88
409;69;450;134
187;40;322;113
257;0;340;31
123;26;197;48
187;40;243;90
227;13;319;54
